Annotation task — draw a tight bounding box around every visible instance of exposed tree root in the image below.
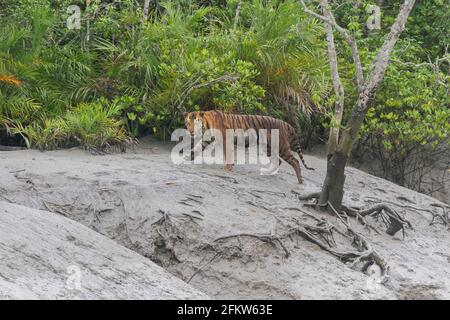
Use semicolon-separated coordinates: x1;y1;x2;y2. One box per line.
187;252;222;284
152;209;172;226
287;192;399;276
341;204;412;237
212;211;389;277
295;190;413;236
285;202;388;276
430;202;450;209
213;233;290;258
289;223;387;276
327;202;389;277
429;204;449;227
366;196;438;217
0;194;13;203
291;190;320;201
101;188;136;245
356;196;448;231
41;200;73;217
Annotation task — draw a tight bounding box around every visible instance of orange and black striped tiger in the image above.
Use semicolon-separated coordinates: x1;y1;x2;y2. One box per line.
184;110;313;184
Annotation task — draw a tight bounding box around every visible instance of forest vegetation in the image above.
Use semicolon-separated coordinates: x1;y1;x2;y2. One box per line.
0;0;448;194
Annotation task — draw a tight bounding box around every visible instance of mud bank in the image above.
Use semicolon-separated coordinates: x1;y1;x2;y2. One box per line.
0;201;208;299
0;140;449;299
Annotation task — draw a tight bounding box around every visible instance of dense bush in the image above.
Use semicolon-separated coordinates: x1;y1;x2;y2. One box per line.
0;0;329;148
11;99;130;150
356;43;449;190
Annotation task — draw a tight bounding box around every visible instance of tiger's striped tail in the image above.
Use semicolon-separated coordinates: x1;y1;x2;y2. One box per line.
290;134;315;171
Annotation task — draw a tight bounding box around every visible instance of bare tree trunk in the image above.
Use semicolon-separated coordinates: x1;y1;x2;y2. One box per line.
233;0;242;30
85;0;91;42
142;0;151;26
315;0;417;209
318;150;348;207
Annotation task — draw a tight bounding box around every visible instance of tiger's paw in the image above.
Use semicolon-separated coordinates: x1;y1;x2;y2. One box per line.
182;152;194;163
224;164;233;171
260;161;279;176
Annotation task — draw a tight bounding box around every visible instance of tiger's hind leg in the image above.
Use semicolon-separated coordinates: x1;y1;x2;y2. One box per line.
280;145;303;184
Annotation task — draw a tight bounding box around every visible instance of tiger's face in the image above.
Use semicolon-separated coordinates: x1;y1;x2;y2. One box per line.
184;111;205;134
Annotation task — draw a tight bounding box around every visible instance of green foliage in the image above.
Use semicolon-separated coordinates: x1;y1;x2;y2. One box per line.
12;118;68;150
364;64;449;151
110;95;147;137
357;43;449;187
221;0;329;113
324;1;449;177
65;100;130;149
365;66;450;151
156;47;266;113
330;0;448;59
11;99;130;150
0;0;448;166
295;0;449;190
1;0;329;147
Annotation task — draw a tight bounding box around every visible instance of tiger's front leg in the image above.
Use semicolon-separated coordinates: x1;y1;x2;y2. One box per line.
186;129;215;162
184;137;203;162
223;129;233;171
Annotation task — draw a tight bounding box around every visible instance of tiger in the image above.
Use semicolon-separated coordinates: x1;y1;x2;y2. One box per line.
183;110;314;184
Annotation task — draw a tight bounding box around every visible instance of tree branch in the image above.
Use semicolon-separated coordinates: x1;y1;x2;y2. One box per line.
319;0;345;154
299;0;364;91
365;0;417;94
336;0;416;156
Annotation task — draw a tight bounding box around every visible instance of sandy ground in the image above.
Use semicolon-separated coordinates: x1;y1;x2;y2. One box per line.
0;139;449;299
0;201;208;299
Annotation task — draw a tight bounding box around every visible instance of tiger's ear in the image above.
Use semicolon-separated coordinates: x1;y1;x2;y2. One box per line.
183;112;188;118
198;111;205;117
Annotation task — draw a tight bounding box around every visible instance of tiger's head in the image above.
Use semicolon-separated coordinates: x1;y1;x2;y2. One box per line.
183;111;206;134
